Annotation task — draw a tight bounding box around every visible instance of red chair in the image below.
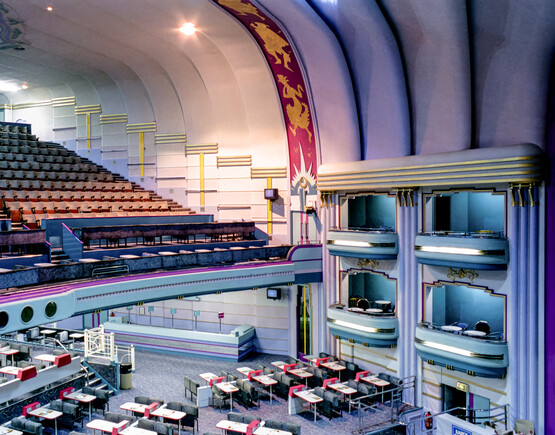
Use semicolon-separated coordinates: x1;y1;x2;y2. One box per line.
59;386;75;400
283;363;297;374
355;370;371;382
323;377;339;389
288;384;306;397
22;402;40;417
111;420;128;435
209;376;226;387
315;357;329;367
247;369;263;381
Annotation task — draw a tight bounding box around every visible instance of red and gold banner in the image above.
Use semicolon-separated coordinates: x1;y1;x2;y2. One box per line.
214;0;317;184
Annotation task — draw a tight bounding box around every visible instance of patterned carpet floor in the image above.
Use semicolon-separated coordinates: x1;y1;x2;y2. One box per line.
52;349;411;435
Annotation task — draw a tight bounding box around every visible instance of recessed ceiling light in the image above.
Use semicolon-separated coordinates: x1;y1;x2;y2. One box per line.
21;83;29;90
179;22;197;36
0;81;22;92
46;5;53;12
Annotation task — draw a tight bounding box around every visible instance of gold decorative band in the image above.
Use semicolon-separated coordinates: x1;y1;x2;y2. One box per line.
100;114;128;124
217;156;252;167
251;167;287;178
155;133;187;145
52;97;76;107
75;104;102;115
12;100;52;110
127;122;157;133
186;143;218;155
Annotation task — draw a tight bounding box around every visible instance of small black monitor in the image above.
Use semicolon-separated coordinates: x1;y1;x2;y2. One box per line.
267;287;281;300
264;188;279;201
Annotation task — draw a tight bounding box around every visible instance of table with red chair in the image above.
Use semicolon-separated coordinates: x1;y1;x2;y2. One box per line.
0;427;23;435
25;405;63;435
324;378;357;413
360;374;390;401
0;348;18;366
199;372;219;385
319;361;346;381
215;381;239;411
64;391;96;420
150;406;186;434
236;366;254;379
249;370;278;404
87;419;129;435
288;385;322;422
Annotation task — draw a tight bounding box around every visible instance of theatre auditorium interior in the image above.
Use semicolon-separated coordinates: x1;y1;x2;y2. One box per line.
0;1;553;434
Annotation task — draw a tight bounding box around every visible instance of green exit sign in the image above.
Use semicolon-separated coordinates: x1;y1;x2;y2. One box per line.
456;381;468;392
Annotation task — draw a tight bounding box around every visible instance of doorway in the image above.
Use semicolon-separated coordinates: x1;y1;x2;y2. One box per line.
296;285;312;359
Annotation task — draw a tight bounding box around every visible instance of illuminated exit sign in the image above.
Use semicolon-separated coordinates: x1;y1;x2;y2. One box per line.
456;381;469;393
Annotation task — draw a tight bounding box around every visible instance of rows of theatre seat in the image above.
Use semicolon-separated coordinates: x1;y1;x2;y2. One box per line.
0;125;192;229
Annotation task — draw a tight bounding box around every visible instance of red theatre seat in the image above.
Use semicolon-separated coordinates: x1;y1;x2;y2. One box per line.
248;369;262;381
54;353;72;367
209;376;226;387
22;401;40;416
59;386;75;399
18;366;37;381
355;370;371;382
288;384;305;397
323;377;339;389
283;363;297;374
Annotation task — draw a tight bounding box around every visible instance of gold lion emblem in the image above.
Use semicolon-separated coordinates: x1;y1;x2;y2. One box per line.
251;22;293;72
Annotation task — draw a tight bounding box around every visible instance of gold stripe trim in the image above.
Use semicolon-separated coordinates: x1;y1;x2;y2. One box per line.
318;177;542;191
423;379;442;388
423;366;507;396
422;392;441;401
100;114;128;124
127;122;157;133
320;155;540;178
318;169;540;188
217;156;252;167
344;342;398;361
52;97;76;107
340;350;397;372
320;161;538;181
251;167;287;178
0;103;11;110
155;133;187;145
13;100;52;109
186;143;218;155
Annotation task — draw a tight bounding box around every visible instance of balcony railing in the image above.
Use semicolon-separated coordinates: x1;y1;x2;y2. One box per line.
414;232;509;269
327;304;398;347
414;322;508;378
326;227;398;259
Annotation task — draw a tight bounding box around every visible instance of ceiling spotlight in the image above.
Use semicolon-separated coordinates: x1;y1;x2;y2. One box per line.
46;4;53;12
179;22;197;36
21;83;29;90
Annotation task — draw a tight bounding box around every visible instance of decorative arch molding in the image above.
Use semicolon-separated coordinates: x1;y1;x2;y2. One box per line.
213;0;318;186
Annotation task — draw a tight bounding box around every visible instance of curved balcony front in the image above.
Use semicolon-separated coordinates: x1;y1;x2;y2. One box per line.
326;304;398;348
414;232;509;269
414;323;508;378
326;228;398;259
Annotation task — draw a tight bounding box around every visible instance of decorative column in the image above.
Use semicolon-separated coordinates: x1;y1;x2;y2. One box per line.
396;188;418;403
320;192;339;356
508;184;540;427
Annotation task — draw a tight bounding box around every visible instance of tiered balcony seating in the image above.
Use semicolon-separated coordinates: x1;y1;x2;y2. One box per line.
0;127;192;228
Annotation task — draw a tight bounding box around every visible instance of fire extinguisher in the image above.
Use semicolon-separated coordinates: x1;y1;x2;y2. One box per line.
425;412;433;430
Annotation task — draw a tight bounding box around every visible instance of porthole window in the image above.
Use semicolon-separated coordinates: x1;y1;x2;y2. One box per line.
21;306;34;323
45;301;57;318
0;311;8;329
